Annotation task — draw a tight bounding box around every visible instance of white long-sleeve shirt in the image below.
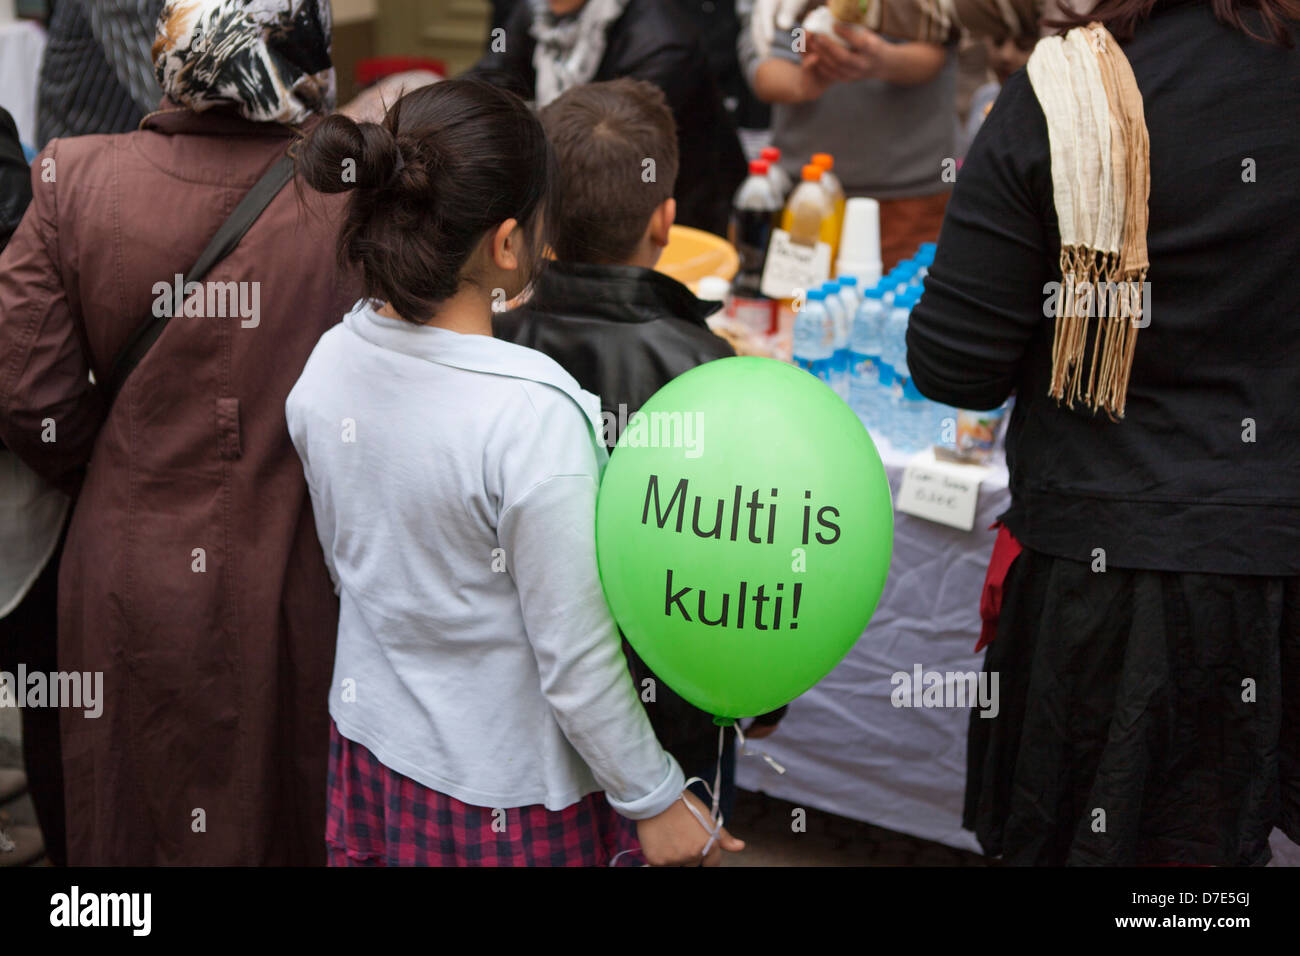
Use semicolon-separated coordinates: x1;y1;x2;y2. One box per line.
286;301;683;819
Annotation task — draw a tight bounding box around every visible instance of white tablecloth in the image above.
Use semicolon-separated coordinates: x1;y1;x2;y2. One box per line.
0;19;46;147
737;438;1008;852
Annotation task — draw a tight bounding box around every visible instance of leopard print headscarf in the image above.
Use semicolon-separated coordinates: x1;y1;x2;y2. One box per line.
153;0;335;125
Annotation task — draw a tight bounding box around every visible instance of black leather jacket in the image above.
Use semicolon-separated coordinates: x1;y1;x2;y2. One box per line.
495;260;735;447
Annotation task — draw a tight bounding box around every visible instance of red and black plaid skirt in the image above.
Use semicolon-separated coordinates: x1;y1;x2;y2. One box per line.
325;721;642;866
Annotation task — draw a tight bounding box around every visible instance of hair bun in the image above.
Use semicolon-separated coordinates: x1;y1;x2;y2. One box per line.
296;114;406;194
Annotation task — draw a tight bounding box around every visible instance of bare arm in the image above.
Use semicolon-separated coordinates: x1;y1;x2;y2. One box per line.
753;55;832;104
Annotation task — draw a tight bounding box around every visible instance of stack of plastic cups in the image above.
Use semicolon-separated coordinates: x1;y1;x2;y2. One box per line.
835;198;882;290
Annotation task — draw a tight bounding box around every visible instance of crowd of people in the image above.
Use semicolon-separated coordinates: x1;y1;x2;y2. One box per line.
0;0;1296;868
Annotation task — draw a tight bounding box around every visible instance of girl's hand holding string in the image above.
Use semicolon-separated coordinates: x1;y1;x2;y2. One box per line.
636;790;745;866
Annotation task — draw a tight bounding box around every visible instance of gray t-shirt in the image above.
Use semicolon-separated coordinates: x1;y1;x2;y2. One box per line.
768;30;956;200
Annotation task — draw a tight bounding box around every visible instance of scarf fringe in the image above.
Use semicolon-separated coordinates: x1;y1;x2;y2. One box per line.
1048;245;1146;420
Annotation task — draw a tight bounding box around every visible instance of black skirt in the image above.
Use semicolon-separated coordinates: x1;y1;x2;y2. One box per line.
964;547;1299;866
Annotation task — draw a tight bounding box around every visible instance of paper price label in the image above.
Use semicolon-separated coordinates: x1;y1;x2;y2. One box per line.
760;229;833;301
895;449;986;532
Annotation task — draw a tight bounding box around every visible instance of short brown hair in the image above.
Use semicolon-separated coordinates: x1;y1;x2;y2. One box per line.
539;78;679;265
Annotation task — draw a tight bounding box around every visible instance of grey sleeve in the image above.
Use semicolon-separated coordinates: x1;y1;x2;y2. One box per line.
87;0;164;116
735;0;762;87
737;2;803;85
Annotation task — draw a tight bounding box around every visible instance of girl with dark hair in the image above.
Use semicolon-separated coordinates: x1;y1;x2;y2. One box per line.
287;78;743;867
907;0;1300;865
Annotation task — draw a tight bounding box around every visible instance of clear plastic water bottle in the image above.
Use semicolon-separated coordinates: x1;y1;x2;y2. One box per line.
882;287;914;452
837;275;861;325
879;262;915;309
792;289;835;389
880;287;922;447
821;281;850;402
914;243;935;281
849;282;885;428
892;261;918;295
897;377;931;453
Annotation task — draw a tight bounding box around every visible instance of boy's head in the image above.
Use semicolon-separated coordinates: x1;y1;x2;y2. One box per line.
539;78;679;268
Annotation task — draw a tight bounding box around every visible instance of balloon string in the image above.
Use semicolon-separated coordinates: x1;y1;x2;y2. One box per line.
734;721;788;776
609;721;787;866
674;726;727;858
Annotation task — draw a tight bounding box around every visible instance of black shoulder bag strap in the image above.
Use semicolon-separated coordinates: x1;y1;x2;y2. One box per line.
102;153;296;401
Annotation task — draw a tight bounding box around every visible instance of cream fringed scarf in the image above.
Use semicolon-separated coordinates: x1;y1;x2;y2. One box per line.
1027;24;1151;419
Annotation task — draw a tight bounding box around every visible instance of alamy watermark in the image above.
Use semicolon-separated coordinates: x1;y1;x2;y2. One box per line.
151;274;261;328
891;664;999;718
50;886;150;936
606;405;704;459
1043;278;1151;327
0;666;103;718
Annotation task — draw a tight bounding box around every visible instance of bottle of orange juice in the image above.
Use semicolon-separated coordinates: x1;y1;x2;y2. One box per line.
771;164;838;334
781;164;838;254
811;153;846;262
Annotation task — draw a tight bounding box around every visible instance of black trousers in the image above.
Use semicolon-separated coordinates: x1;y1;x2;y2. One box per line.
0;538;66;865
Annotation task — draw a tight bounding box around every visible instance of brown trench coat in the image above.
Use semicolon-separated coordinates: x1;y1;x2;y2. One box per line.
0;104;358;864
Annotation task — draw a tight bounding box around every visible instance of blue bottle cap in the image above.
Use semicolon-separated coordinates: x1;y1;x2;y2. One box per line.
840;275;858;287
806;288;826;301
821;280;840;294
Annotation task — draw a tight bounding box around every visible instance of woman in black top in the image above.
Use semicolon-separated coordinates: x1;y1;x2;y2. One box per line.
908;0;1300;865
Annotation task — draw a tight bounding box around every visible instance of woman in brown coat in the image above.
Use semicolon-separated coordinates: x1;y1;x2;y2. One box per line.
0;0;357;864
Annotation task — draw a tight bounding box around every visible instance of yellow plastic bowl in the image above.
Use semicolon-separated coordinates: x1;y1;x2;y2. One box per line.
655;225;740;292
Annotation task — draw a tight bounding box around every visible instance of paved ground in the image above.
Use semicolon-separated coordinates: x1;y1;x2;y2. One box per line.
725;788;986;866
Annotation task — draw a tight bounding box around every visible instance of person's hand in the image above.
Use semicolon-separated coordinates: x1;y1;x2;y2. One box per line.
636;790;745;866
752;0;810;58
794;53;835;101
806;22;889;84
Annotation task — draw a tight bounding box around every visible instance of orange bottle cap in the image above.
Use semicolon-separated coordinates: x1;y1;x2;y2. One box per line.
812;153;835;170
801;164;823;182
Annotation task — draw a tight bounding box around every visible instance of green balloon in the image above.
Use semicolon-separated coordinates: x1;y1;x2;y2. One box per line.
596;356;893;719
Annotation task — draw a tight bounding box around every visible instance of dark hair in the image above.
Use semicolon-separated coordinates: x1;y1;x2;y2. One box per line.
296;78;554;322
1050;0;1300;46
538;78;679;265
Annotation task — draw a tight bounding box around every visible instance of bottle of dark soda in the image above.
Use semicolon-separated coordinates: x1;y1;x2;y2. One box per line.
727;159;782;338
